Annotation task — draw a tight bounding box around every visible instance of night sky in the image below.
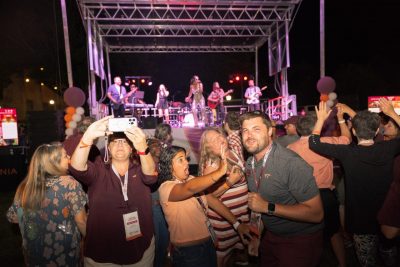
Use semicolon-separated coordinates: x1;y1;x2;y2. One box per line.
1;0;399;110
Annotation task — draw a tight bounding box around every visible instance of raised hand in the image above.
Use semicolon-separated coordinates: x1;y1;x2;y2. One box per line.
315;101;332;123
125;126;148;152
83;116;112;142
378;98;396;117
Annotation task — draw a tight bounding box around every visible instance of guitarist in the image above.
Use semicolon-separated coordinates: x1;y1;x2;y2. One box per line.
208;82;232;125
244;78;262;111
107;76;128;117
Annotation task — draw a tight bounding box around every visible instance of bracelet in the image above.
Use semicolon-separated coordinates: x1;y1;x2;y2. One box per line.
338;120;346;124
79;139;93;148
232;221;241;230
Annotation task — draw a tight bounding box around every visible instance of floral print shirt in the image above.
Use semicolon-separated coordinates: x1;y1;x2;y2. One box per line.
7;176;87;266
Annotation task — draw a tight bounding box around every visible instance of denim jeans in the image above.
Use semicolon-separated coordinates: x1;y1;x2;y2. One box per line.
172;238;217;267
152;204;170;267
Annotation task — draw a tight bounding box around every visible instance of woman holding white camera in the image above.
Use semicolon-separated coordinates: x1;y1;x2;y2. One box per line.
155;84;170;124
69;116;158;266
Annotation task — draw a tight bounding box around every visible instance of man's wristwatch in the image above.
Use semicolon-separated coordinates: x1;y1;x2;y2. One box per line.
267;202;275;215
137;147;150;155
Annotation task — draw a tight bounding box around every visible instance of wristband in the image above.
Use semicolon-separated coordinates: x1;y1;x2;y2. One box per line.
233;221;240;230
79;139;92;148
338;120;345;124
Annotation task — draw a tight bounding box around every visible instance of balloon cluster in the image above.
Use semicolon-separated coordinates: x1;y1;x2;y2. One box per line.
63;86;87;137
64;107;85;137
317;76;338;108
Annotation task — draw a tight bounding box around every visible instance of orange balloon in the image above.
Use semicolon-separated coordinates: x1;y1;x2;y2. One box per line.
65;106;76;115
64;114;73;122
320;94;329;102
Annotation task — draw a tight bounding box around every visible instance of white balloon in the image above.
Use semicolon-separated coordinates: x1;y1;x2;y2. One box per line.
75;107;85;115
326;100;334;108
65;128;73;136
72;114;82;122
328;92;337;101
69;121;77;129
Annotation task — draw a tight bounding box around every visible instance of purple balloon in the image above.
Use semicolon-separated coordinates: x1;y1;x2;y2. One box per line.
317;76;336;94
63;87;86;107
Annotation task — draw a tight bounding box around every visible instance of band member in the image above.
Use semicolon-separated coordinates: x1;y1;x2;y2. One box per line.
126;84;145;105
207;82;232;126
185;75;206;127
107;76;127;117
244;78;262;111
155;84;170;124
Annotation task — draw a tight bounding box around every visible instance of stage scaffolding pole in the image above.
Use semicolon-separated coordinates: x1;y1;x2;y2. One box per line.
320;0;325;77
60;0;73;87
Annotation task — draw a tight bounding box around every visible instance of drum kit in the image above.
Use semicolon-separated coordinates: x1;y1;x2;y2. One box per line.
126;102;213;128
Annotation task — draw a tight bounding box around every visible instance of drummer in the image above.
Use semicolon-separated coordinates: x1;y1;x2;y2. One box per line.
126;83;146;119
126;84;145;105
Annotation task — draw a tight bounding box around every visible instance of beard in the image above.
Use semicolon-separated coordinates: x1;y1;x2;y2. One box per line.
243;137;268;155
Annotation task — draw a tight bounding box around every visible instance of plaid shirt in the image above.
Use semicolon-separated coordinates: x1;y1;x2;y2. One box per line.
227;130;244;162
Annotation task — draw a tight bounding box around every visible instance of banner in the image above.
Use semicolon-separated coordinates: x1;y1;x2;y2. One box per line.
368;96;400;115
0;108;18;146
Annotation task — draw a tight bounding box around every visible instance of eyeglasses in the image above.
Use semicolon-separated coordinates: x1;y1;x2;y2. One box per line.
110;139;130;146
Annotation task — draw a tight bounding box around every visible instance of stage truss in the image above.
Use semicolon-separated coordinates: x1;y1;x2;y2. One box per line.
76;0;302;119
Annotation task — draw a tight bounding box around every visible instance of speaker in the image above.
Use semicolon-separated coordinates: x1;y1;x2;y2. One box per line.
142;117;158;129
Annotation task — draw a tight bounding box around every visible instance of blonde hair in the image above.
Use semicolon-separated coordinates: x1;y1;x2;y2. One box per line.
15;142;67;211
198;128;226;176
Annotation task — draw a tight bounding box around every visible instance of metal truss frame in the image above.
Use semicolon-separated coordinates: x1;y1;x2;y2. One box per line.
75;0;302;117
78;0;301;53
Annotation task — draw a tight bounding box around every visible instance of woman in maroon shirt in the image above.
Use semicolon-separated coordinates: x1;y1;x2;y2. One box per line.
69;116;157;265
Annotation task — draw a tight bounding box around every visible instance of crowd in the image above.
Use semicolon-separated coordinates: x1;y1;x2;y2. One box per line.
6;98;400;267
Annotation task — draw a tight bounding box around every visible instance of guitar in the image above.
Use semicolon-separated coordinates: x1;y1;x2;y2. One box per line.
208;89;234;109
246;86;267;104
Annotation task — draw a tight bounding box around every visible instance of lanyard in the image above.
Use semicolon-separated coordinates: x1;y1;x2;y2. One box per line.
112;165;129;201
251;145;273;191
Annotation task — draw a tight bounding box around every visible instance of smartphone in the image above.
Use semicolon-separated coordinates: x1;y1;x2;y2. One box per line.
108;117;138;132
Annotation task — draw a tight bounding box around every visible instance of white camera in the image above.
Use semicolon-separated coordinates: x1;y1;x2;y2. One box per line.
108;117;138;132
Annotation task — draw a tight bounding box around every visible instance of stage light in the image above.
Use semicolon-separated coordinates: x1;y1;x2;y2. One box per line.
49;99;55;105
229;80;234;84
125;82;130;86
140;79;146;84
40;82;44;86
131;79;136;83
25;78;30;83
54;86;58;90
148;81;153;86
226;95;232;101
244;76;248;81
40;67;44;71
235;75;240;81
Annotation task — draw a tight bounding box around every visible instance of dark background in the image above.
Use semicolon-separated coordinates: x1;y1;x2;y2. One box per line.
1;0;399;110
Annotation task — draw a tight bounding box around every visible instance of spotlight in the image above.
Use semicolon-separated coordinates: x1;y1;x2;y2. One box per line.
229;80;234;84
244;76;248;81
25;78;30;83
235;75;240;81
125;82;130;86
148;81;153;86
49;99;55;105
40;67;44;71
131;79;136;83
140;79;146;84
41;82;44;86
54;86;58;90
226;95;232;101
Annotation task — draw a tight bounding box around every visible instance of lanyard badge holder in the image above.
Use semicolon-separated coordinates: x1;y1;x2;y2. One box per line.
196;195;218;246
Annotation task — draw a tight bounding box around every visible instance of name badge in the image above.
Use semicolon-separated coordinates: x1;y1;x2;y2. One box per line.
123;211;142;241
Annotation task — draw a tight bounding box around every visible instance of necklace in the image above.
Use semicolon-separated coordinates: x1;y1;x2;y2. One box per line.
358;139;374;146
